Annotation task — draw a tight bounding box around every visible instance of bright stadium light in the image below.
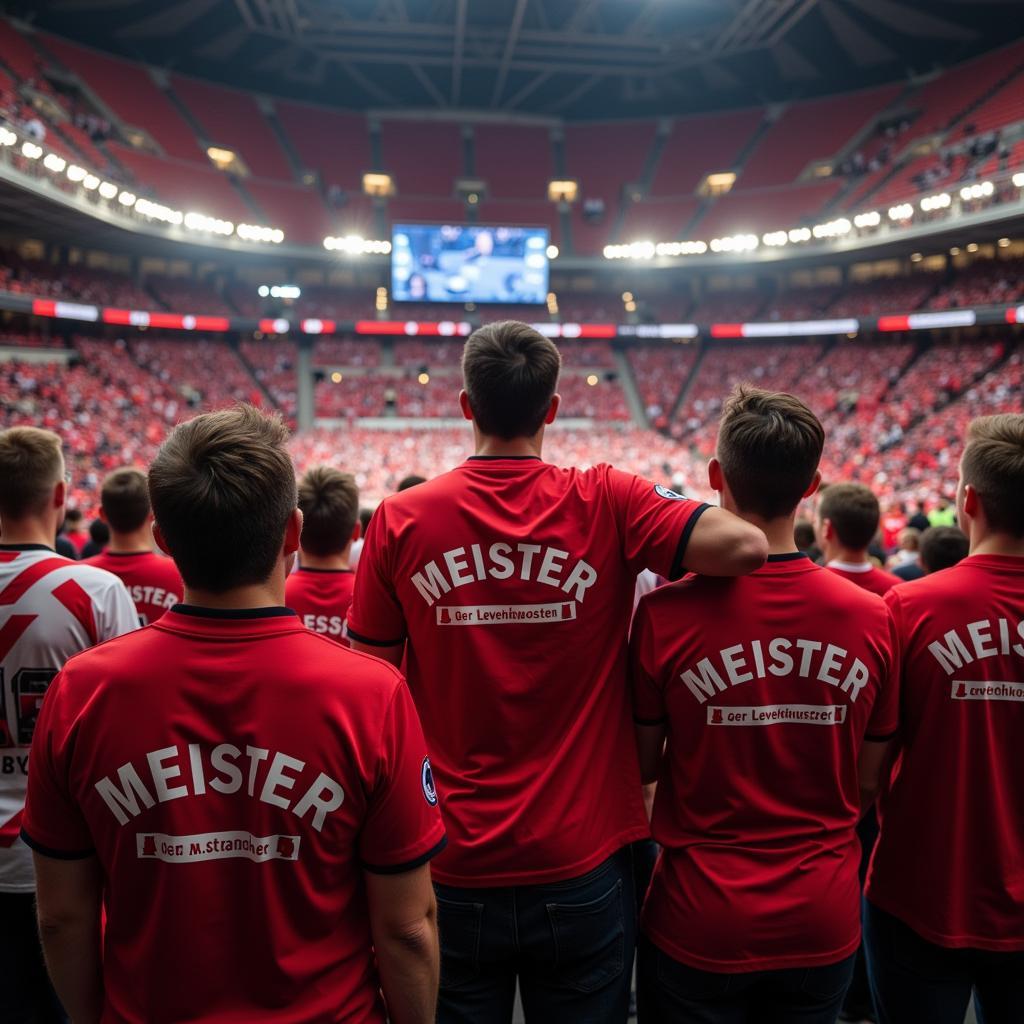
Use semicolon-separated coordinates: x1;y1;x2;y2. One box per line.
98;181;118;199
43;153;66;173
118;190;136;206
66;164;87;182
546;244;559;259
20;140;42;159
853;211;881;228
762;231;788;247
919;192;950;212
888;203;913;221
1014;172;1024;188
82;174;100;190
0;127;17;146
788;227;811;243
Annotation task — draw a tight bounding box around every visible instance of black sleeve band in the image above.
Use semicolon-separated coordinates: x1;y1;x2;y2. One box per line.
346;626;407;648
865;730;897;743
20;828;95;861
633;715;668;727
362;835;448;875
668;502;711;581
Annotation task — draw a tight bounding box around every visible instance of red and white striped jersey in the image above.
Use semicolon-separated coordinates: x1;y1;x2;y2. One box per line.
0;543;138;891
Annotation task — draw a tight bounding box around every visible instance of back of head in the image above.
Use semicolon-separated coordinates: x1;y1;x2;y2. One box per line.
716;386;824;519
89;519;110;546
0;426;63;521
899;527;921;552
101;468;151;534
462;320;561;440
919;525;970;574
297;466;359;557
397;474;426;492
818;482;880;551
793;519;817;552
149;404;296;593
961;413;1024;537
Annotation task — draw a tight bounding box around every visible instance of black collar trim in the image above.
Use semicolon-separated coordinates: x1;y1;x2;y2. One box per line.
104;550;154;557
467;455;542;461
171;604;296;620
297;567;354;574
767;552;810;562
0;543;53;551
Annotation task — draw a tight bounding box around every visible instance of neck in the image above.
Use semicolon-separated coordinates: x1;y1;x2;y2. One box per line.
474;429;544;459
299;548;351;571
826;544;870;566
732;511;800;557
182;564;286;611
970;534;1024;559
107;528;154;554
1;517;57;549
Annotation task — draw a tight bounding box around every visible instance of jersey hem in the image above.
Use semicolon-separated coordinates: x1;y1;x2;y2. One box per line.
20;828;95;861
865;894;1024;952
668;503;711;581
644;926;860;974
362;835;448;875
429;827;650;888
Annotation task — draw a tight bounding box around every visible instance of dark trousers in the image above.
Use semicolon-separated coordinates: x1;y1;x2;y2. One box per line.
435;847;636;1024
864;900;1024;1024
841;807;879;1019
0;891;65;1024
637;936;855;1024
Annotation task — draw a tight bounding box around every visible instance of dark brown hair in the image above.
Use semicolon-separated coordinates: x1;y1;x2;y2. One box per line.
818;482;880;551
0;426;63;519
716;386;824;519
148;404;296;592
297;466;359;557
961;413;1024;537
101;468;151;534
920;526;969;573
462;320;561;440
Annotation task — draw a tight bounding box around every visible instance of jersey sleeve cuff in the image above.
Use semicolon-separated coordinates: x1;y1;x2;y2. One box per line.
20;827;95;861
346;625;407;648
362;835;447;875
668;502;711;581
864;729;897;742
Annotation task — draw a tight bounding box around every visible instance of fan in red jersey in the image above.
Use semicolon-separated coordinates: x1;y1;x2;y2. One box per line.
84;468;182;624
348;321;767;1023
817;482;902;595
285;466;359;644
865;414;1024;1024
0;427;138;1023
22;406;445;1024
630;387;898;1024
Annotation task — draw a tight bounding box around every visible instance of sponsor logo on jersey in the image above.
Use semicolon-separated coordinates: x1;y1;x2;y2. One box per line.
707;703;847;726
137;830;301;863
436;601;577;625
421;757;438;806
655;484;688;501
950;679;1024;702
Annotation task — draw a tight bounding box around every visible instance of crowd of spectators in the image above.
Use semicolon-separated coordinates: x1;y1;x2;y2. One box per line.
628;344;699;427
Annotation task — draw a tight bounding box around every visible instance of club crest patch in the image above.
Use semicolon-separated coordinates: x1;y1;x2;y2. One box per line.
655;484;688;501
421;757;438;806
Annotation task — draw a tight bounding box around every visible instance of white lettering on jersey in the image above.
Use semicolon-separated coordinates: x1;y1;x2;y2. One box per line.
680;637;869;704
303;614;344;636
127;585;177;610
94;744;345;832
927;618;1024;674
411;542;598;608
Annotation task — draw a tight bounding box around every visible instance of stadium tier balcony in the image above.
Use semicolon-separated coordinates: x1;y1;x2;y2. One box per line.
927;257;1024;309
132;337;262;409
244;178;333;247
689;294;766;324
762;285;843;322
274;100;370;193
474;123;553;201
312;338;382;368
145;276;233;317
696;180;842;238
380;120;462;200
827;273;942;317
627;345;700;427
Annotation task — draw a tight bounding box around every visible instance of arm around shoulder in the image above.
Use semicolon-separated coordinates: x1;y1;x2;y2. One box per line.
681;507;768;577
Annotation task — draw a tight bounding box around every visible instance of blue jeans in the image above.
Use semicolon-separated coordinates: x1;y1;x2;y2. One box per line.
637;936;855;1024
864;900;1024;1024
434;846;636;1024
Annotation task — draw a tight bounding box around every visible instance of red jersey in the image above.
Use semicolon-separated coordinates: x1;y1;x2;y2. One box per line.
631;553;899;972
827;560;901;596
84;550;182;625
21;606;446;1023
881;513;907;551
867;555;1024;951
348;458;709;886
285;567;356;645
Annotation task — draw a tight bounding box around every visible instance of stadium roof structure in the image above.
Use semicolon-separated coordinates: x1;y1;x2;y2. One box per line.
12;0;1022;120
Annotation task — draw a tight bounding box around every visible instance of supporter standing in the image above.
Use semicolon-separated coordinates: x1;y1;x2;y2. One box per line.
286;466;359;644
865;414;1024;1024
888;528;924;582
80;519;109;559
22;405;445;1024
0;427;138;1024
348;321;767;1023
631;387;898;1024
85;468;182;624
817;483;902;595
60;508;87;555
919;524;969;574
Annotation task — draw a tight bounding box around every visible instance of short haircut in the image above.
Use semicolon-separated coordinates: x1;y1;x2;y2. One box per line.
818;482;880;551
920;526;970;574
397;474;426;492
462;321;561;440
794;519;816;552
149;405;296;593
0;426;64;519
297;466;359;557
64;508;83;526
89;519;110;545
898;527;921;551
715;386;824;519
100;468;151;533
961;413;1024;537
359;507;374;533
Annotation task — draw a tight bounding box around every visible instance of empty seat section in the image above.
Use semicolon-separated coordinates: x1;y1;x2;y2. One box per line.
172;75;293;181
619;198;699;241
474;123;552;199
651;108;763;195
697;180;840;236
0;19;43;82
380;120;462;197
110;144;251;222
244;179;328;245
274;101;369;191
41;34;203;161
475;199;556;233
387;197;466;227
739;84;900;188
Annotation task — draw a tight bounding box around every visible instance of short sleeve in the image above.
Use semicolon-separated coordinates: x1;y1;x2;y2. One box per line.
20;672;94;859
346;501;408;648
358;681;447;873
866;602;901;742
606;468;709;581
630;598;667;726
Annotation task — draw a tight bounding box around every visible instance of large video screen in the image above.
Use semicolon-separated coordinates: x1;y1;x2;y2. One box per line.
391;224;549;305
